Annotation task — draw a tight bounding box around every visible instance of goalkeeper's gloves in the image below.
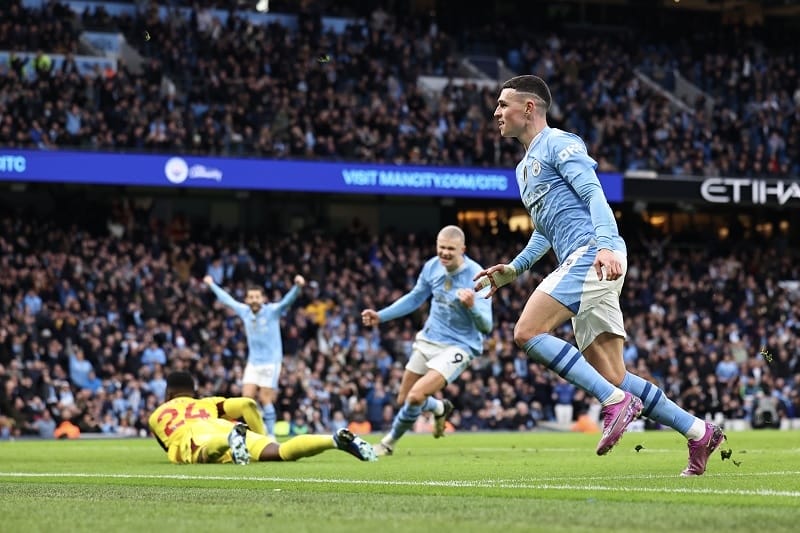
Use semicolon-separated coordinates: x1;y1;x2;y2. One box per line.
474;264;518;293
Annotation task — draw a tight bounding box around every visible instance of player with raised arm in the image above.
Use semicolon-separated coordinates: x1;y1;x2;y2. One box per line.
203;274;305;438
362;225;492;456
474;75;724;475
148;372;376;464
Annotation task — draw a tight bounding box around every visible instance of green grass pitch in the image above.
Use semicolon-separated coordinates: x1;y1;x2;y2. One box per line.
2;430;799;533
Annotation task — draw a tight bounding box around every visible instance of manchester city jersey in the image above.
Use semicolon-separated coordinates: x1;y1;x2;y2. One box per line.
515;127;626;264
377;255;492;357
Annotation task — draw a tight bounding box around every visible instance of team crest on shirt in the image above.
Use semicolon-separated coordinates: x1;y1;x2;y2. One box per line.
531;159;541;177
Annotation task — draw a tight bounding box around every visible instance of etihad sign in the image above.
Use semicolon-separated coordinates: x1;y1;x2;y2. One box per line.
701;178;800;205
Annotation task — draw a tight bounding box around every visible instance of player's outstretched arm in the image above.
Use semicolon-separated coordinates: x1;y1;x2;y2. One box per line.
367;270;432;324
275;275;305;312
221;397;266;435
473;264;517;298
203;275;247;311
456;288;493;334
510;230;551;273
361;309;380;327
473;230;551;298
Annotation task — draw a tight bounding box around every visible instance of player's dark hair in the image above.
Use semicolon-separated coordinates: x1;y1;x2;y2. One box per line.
166;371;196;393
245;284;265;294
501;75;552;111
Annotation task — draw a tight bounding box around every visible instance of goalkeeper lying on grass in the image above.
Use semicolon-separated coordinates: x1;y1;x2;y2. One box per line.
148;372;377;464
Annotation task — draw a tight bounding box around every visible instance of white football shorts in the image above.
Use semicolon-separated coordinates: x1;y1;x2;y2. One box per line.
406;333;474;383
242;362;281;389
537;244;627;351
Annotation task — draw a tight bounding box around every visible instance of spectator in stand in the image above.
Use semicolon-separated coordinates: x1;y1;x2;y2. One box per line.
2;1;796;178
0;198;799;440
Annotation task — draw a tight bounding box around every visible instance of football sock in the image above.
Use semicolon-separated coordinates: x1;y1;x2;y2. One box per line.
388;402;422;442
522;334;618;404
620;372;703;438
686;419;708;441
262;403;277;436
422;396;444;416
278;435;335;461
600;389;626;407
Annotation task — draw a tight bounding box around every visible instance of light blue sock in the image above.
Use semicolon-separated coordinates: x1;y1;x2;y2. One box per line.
389;402;423;442
522;334;616;403
421;396;442;414
262;403;277;436
620;372;694;435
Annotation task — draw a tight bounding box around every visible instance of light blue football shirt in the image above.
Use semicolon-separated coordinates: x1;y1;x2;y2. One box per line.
377;255;492;358
209;282;300;364
509;126;626;272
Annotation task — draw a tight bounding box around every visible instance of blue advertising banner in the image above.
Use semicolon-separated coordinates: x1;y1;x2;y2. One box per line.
0;149;623;202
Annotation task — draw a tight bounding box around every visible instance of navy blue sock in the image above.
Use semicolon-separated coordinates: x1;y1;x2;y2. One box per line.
522;334;616;403
620;372;694;435
388;402;423;442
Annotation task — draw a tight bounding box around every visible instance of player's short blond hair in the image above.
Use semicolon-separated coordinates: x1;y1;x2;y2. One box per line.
438;225;465;244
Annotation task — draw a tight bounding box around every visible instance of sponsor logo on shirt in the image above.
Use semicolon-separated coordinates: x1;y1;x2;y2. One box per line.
557;143;585;161
524;182;551;214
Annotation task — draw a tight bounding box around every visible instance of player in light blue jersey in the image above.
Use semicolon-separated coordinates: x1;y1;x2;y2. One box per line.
362;225;492;456
204;274;305;438
475;75;724;476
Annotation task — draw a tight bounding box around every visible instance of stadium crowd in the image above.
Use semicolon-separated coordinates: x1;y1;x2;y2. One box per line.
0;1;798;177
1;1;799;439
1;207;798;440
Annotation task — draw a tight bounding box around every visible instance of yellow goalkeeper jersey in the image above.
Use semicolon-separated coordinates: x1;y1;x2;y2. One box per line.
148;396;226;452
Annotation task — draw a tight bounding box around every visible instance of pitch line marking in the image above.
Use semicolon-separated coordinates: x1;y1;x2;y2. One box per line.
1;472;798;498
469;447;800;455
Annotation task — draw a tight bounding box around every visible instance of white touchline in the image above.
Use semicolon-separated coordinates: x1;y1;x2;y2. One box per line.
469;447;800;455
1;472;799;498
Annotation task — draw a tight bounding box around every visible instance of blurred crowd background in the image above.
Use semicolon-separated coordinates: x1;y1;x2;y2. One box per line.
1;0;798;439
1;208;797;439
1;0;798;175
